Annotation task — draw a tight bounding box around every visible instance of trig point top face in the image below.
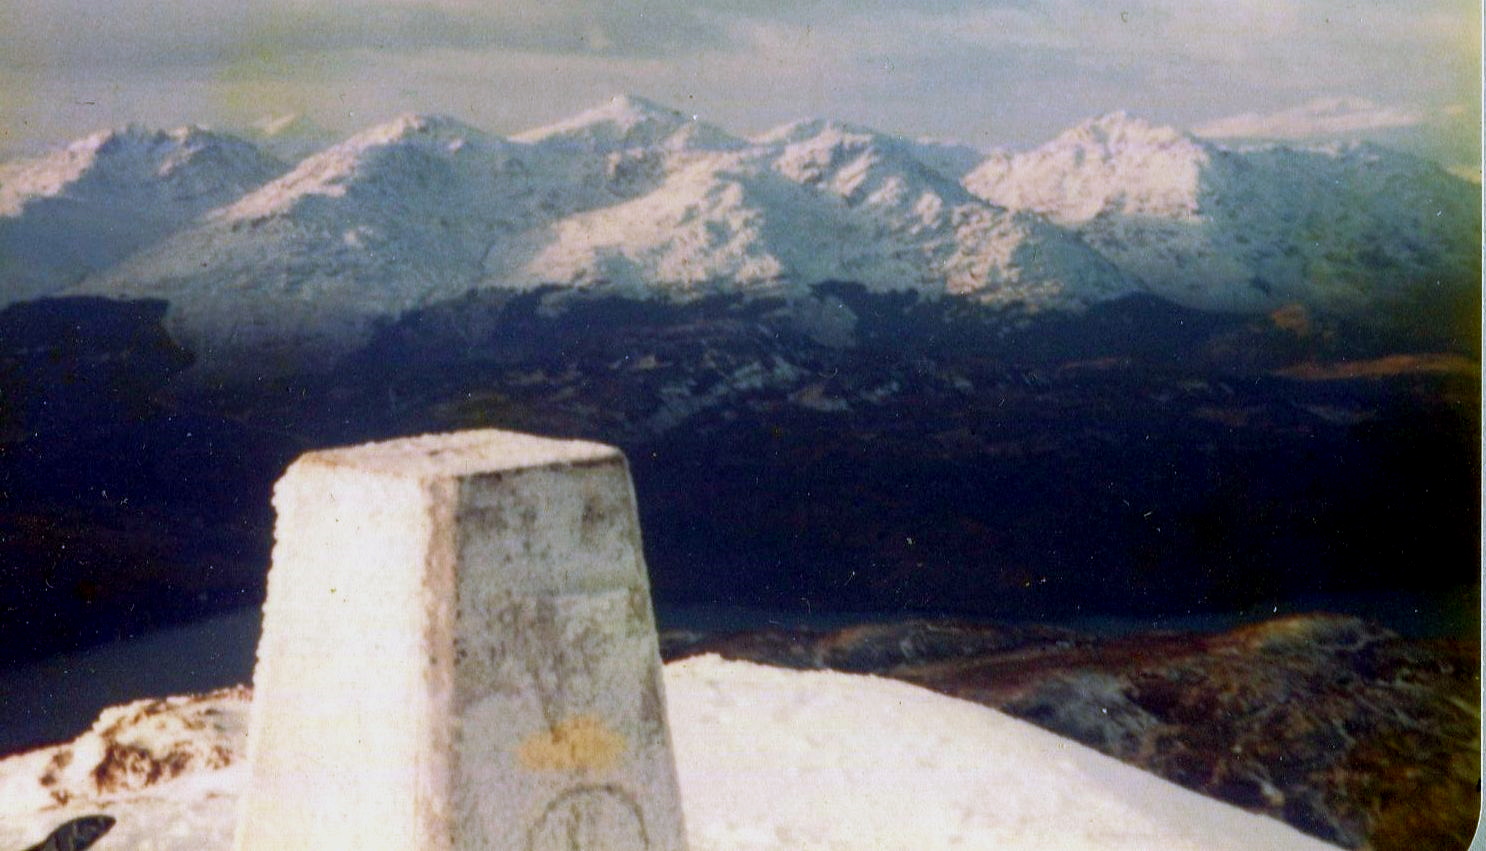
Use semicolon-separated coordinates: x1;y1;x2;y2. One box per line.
297;428;620;479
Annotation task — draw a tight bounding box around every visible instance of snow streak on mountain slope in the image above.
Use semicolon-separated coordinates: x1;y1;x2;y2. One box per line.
0;657;1338;850
964;112;1481;313
0;127;285;305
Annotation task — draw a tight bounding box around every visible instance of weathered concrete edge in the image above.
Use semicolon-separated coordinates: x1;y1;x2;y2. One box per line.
291;429;621;481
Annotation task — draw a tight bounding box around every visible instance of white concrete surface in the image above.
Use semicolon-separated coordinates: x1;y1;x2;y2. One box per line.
234;429;686;850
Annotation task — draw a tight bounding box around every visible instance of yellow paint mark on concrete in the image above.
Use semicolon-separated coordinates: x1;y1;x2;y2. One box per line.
517;715;627;773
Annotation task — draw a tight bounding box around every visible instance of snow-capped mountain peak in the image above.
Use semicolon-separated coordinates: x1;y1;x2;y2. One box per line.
759;119;973;207
965;110;1479;313
0;124;286;303
757;118;989;197
965;112;1210;223
513;94;743;152
68;124;241;160
0;125;279;217
221;113;502;222
1057;110;1198;152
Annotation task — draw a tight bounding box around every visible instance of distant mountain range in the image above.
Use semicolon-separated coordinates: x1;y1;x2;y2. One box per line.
1;95;1477;373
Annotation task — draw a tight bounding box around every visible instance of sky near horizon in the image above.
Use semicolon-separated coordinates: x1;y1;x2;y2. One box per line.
0;0;1479;172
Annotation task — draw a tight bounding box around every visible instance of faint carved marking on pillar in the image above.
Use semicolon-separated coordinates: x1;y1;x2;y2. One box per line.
528;784;650;851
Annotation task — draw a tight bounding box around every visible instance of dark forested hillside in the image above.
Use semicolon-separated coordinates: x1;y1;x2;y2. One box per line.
1;286;1476;664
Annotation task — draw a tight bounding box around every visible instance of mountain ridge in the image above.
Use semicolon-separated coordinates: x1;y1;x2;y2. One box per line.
964;111;1481;318
0;97;1476;371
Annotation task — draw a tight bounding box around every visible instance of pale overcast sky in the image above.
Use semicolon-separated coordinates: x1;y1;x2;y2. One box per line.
0;0;1479;170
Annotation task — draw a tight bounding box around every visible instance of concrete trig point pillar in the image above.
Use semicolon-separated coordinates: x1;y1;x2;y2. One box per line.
234;429;687;850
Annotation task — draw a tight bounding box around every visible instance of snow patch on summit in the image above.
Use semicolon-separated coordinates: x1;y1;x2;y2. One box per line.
0;659;1339;851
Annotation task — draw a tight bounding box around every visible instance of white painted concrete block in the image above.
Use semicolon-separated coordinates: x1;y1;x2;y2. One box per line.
234;429;687;850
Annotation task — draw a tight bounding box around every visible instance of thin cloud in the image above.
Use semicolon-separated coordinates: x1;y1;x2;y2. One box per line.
0;0;730;72
1193;97;1426;140
1;0;1476;173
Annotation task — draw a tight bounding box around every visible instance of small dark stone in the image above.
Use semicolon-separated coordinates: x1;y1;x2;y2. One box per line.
23;814;116;851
